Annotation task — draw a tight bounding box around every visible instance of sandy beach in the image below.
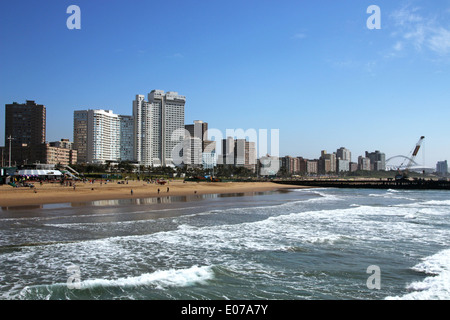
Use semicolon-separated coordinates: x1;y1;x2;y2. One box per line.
0;180;305;208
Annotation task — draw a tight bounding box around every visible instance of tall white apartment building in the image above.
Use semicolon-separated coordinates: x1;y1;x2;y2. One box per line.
133;90;186;167
73;109;121;164
132;95;147;165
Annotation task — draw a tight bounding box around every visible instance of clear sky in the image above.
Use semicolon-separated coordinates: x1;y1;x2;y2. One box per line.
1;0;449;168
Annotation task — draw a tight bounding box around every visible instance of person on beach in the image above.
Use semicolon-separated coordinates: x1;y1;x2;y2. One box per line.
167;187;169;192
131;189;133;195
158;188;160;194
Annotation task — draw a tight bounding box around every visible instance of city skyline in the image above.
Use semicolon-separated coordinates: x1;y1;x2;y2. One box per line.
1;0;450;167
1;97;442;172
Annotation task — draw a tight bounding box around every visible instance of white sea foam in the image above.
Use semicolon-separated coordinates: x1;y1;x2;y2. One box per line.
393;199;450;214
292;189;343;203
421;200;450;206
387;189;400;193
19;265;214;299
369;190;416;201
82;265;214;289
43;218;158;229
7;199;440;268
369;193;384;197
386;249;450;300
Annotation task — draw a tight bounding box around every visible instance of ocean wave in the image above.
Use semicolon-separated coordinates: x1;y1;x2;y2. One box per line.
19;265;214;299
386;249;450;300
368;190;417;201
0;206;201;224
292;189;343;203
81;265;214;289
4;189;449;300
43;218;158;229
421;200;450;206
393;200;450;214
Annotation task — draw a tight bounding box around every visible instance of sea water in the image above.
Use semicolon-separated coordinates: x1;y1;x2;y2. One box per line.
0;188;448;300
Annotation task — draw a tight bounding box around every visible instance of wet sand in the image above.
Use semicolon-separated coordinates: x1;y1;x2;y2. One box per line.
0;180;305;208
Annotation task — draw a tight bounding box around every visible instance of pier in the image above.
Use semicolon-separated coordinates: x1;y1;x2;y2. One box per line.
274;179;450;190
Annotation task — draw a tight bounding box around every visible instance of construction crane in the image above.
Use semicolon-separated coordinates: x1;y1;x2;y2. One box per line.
395;136;425;181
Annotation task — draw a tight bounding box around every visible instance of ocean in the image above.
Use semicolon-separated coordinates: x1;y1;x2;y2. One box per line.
0;187;449;300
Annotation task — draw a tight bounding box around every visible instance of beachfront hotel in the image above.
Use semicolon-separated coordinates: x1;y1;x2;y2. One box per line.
73;109;121;164
133;90;186;167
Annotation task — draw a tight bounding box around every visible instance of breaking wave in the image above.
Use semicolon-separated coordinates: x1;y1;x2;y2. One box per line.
386;249;450;300
19;265;215;299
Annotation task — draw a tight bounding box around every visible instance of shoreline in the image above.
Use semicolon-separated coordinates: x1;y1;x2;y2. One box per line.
0;180;307;208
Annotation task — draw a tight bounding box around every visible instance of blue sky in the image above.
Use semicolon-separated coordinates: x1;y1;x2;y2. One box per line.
1;0;450;167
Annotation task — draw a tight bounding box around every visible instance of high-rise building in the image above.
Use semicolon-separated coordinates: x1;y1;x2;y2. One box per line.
366;150;386;171
73;110;88;163
185;120;208;143
336;159;350;172
220;137;256;172
4;100;81;166
119;115;134;162
319;150;336;174
436;160;448;176
281;156;301;175
244;140;257;172
5;100;46;148
298;157;307;175
306;160;318;175
182;136;203;167
133;90;186;167
132;95;147;165
4;100;48;165
358;156;371;171
336;147;351;173
73;109;121;164
184;120;210;167
221;136;235;165
336;147;351;162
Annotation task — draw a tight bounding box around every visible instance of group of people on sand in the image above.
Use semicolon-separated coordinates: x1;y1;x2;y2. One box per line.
130;186;198;195
131;186;170;195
